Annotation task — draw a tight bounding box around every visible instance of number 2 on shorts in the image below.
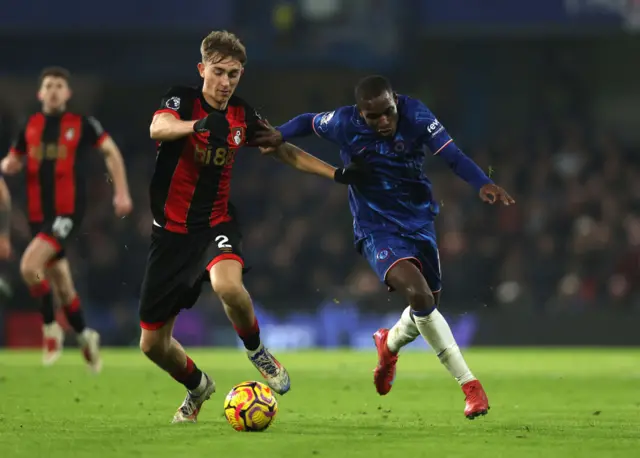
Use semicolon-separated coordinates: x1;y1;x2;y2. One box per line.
216;235;231;249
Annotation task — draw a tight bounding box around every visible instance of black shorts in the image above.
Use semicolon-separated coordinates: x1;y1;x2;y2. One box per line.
138;220;244;330
30;215;82;264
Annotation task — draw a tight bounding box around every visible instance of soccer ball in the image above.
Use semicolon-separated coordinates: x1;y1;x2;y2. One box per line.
223;381;278;431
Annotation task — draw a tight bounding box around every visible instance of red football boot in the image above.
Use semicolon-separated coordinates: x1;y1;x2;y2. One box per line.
372;328;398;395
462;379;490;419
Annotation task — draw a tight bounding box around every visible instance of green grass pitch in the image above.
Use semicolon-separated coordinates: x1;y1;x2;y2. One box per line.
0;348;638;457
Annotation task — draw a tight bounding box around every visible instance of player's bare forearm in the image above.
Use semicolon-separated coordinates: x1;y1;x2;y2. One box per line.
0;178;11;235
149;113;197;141
99;137;131;196
267;143;336;180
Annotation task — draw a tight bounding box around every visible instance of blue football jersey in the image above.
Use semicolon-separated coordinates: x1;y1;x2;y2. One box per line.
311;95;453;244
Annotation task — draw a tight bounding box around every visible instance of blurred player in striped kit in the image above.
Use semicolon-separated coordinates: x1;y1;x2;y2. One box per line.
1;67;132;371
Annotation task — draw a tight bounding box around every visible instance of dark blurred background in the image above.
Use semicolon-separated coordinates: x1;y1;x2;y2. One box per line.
2;0;640;348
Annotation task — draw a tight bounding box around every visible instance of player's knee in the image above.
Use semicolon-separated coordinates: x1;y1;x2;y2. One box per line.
19;259;41;284
211;280;246;308
405;285;435;313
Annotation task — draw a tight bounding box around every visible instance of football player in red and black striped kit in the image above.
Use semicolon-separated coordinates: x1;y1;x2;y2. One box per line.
142;30;295;424
142;29;375;423
0;67;133;371
143;30;372;423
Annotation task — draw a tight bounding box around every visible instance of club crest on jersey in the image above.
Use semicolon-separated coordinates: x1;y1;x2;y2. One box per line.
165;96;181;111
377;249;390;261
65;128;75;141
231;127;245;146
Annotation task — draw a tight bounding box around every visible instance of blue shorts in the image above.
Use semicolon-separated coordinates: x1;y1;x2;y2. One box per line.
360;230;442;293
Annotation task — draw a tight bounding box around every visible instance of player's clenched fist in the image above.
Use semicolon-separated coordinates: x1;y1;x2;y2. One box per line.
479;183;515;206
193;111;228;136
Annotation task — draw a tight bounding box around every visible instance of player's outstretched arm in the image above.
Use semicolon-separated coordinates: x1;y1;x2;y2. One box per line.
261;143;373;186
0;177;11;259
150;112;197;142
261;143;336;179
422;106;513;205
436;141;491;189
251;113;317;147
98;136;133;217
437;142;514;205
276;113;316;140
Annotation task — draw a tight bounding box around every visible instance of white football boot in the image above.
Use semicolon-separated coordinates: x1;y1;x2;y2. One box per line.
42;322;64;366
78;328;102;374
172;374;216;423
247;343;290;395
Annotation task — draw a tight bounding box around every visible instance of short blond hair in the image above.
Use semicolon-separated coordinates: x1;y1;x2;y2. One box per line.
200;30;247;66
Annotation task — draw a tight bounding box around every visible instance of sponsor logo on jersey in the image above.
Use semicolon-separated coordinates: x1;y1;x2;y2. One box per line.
427;119;444;136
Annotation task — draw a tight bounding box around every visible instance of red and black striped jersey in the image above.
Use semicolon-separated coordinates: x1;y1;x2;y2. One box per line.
150;86;261;234
9;112;108;223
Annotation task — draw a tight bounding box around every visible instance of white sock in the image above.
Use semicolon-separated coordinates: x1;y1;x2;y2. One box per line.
43;322;60;334
387;306;420;353
190;372;208;396
412;309;476;385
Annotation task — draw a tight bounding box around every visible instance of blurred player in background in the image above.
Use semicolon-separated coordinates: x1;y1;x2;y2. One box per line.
0;67;133;372
0;173;10;260
253;75;515;419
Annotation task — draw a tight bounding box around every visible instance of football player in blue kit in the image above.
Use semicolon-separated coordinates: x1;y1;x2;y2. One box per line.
253;75;514;419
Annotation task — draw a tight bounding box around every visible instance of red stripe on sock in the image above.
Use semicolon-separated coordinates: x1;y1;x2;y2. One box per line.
29;280;51;298
171;356;196;383
185;356;194;374
233;319;260;339
64;296;81;312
